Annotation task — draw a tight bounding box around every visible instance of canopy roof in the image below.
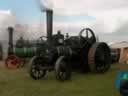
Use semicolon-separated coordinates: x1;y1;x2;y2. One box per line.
110;41;128;48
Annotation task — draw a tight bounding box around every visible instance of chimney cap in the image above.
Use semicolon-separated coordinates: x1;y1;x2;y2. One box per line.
8;27;14;31
41;8;53;12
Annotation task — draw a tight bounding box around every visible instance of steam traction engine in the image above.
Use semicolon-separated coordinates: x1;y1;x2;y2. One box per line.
29;9;111;81
5;27;36;69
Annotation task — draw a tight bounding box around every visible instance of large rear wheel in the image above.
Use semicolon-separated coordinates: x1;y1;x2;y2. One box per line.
88;42;111;73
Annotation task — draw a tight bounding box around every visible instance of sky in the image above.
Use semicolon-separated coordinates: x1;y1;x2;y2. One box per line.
0;0;96;23
39;0;128;42
0;0;42;23
0;0;128;43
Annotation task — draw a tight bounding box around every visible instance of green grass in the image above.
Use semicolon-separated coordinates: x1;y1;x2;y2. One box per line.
0;63;127;96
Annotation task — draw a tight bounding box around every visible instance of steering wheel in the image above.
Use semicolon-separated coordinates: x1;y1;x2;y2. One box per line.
79;28;96;47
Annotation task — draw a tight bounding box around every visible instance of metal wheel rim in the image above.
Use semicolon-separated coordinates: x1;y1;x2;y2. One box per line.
30;56;46;79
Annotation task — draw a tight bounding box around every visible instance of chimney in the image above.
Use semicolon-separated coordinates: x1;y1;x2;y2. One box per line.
8;27;14;55
46;9;53;43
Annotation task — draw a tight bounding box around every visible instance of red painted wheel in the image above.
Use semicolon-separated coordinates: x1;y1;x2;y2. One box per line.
5;55;21;69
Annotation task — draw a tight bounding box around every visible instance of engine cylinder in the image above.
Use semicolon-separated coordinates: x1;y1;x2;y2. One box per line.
56;46;73;57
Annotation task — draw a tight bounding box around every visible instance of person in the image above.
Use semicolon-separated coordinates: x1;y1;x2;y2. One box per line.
116;71;128;96
120;78;128;96
15;36;25;48
66;33;69;39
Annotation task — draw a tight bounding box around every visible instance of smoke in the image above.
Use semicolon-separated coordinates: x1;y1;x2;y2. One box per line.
39;0;128;15
38;0;53;11
0;10;18;40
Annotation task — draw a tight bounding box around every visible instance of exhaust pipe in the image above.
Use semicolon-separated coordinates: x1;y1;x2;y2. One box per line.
8;27;14;55
46;9;53;43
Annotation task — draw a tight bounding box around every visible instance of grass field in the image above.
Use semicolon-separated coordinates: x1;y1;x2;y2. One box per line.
0;62;127;96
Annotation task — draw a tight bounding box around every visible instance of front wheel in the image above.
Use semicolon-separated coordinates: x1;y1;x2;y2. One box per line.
55;56;71;81
5;55;21;69
30;56;47;80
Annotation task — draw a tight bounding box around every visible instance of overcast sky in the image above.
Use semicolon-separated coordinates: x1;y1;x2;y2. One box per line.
0;0;128;43
39;0;128;30
39;0;128;42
